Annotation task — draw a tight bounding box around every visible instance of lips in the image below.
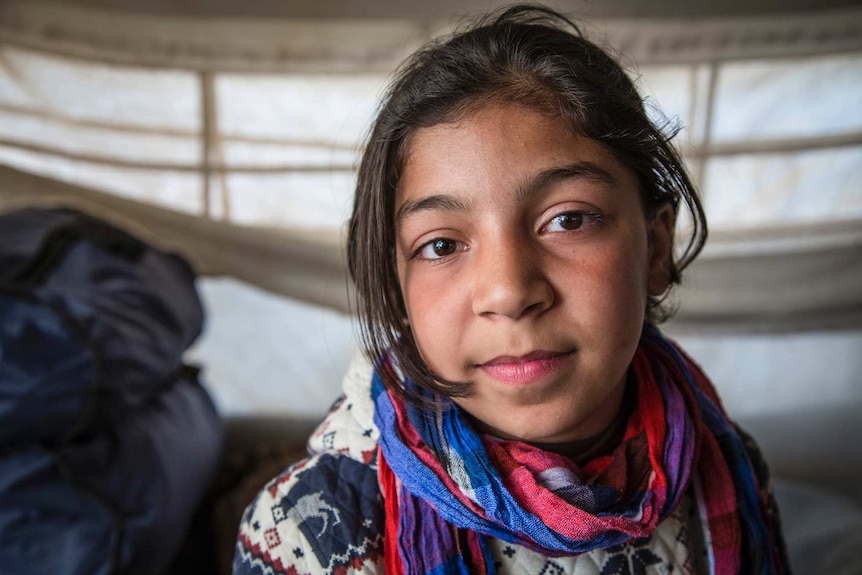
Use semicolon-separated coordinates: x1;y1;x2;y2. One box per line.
478;350;573;385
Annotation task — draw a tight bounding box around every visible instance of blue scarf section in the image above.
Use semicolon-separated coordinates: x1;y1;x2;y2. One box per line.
373;327;786;575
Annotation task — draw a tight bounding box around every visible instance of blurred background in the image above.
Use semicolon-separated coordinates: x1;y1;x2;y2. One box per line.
0;0;860;571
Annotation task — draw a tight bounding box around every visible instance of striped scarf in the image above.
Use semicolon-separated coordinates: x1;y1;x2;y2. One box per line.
373;326;785;575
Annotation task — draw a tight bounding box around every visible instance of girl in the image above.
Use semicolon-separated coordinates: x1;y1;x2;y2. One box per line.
233;5;789;574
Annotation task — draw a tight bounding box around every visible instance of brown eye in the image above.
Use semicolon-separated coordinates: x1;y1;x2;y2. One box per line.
542;211;605;235
551;212;584;231
432;239;457;256
416;238;461;260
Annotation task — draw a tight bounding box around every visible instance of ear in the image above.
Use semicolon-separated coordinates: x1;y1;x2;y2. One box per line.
647;203;675;296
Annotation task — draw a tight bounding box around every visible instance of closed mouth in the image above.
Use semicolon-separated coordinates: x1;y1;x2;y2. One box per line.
478;350;574;385
480;350;570;367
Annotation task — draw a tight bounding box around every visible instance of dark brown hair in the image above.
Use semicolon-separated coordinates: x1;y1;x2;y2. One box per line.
347;4;707;402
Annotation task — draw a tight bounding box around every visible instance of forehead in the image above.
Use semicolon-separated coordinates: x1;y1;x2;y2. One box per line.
402;103;564;170
395;103;637;209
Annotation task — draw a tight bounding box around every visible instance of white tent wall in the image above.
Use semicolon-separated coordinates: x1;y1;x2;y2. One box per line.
2;1;862;562
6;162;861;420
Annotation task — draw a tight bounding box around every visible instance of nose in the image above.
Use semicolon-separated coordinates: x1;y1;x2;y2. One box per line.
471;240;554;320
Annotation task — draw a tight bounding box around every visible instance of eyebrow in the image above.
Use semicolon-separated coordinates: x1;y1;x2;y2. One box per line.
395;161;618;223
514;161;619;204
396;194;470;224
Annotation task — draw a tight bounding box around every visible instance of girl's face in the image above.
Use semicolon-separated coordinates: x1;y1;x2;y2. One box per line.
394;103;673;444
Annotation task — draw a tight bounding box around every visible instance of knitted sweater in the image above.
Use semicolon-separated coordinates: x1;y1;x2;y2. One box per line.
233;355;712;575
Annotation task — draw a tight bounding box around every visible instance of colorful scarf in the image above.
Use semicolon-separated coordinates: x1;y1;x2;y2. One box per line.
373;326;785;575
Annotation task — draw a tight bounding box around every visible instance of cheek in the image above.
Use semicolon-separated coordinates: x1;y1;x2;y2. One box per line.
571;237;650;337
401;272;447;327
398;265;462;371
407;305;462;378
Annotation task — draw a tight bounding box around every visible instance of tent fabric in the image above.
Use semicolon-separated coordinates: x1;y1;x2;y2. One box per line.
3;163;861;332
0;165;351;314
0;1;860;332
0;0;426;74
1;1;861;71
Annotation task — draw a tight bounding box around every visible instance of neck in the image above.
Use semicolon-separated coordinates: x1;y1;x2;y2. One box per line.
531;373;636;465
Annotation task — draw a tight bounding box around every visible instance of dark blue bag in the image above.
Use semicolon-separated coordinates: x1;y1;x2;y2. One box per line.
0;208;222;575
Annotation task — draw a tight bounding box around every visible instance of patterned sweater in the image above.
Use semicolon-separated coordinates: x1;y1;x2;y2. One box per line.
233;355;711;575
